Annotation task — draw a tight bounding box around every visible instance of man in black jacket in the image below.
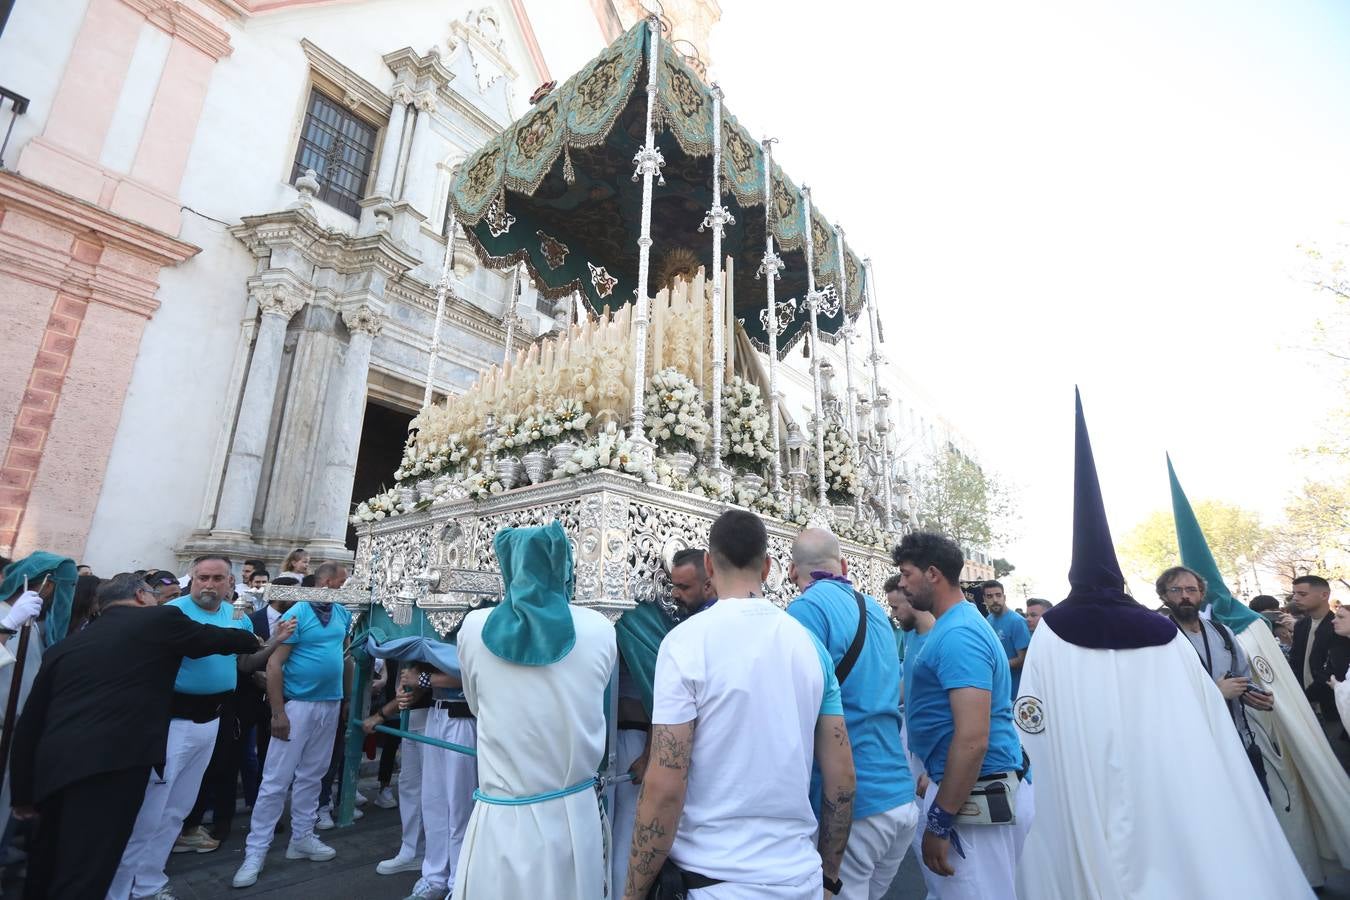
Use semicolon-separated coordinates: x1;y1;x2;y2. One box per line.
10;572;261;900
1289;575;1336;718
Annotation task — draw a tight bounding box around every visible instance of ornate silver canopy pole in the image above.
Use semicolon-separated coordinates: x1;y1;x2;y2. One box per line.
422;211;458;409
864;256;894;531
834;225;858;441
501;262;523;367
757;138;785;497
700;83;734;492
627;15;665;464
801;185;829;509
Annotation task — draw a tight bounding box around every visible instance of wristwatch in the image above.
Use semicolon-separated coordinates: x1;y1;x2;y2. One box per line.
823;874;843;895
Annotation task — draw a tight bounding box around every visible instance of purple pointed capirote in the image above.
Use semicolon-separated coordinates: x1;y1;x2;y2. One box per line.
1040;389;1178;649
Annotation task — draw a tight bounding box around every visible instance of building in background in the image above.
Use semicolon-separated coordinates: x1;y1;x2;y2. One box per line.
0;0;987;577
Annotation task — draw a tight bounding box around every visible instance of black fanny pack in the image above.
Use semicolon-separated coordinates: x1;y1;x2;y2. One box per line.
170;691;231;724
645;860;721;899
435;699;474;719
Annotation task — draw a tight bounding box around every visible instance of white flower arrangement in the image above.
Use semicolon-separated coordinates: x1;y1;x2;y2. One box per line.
722;376;774;475
349;487;400;524
814;419;863;503
550;397;592;437
687;468;729;501
644;367;710;456
559;424;654;479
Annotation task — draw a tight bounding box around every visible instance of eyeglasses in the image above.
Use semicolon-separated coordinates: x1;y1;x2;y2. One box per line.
1165;586;1203;596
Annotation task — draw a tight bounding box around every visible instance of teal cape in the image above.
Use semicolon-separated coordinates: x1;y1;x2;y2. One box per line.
0;552;77;645
1167;456;1261;635
482;522;576;666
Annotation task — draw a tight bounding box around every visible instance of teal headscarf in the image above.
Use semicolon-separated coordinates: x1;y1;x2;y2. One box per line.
0;552;78;646
481;523;576;666
1167;456;1260;635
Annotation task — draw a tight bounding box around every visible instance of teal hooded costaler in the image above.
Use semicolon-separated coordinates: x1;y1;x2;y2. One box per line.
0;552;78;645
481;522;577;666
1167;455;1260;635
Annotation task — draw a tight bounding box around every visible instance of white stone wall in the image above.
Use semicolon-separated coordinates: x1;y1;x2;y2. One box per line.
82;0;602;572
0;0;92;168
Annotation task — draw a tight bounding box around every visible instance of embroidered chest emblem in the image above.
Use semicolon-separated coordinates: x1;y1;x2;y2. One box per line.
1252;655;1275;686
1014;696;1046;734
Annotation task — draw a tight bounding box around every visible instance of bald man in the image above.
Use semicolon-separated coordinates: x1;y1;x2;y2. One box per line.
787;529;918;899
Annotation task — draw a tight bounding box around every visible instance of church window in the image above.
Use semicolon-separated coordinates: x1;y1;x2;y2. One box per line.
290;89;378;218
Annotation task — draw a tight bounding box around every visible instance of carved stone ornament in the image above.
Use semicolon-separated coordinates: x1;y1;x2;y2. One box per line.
588;262;617;298
342;305;384;338
537;230;569;270
484;197;516;237
413;90;438;114
392;82;416;106
352;470;896;638
254;283;305;320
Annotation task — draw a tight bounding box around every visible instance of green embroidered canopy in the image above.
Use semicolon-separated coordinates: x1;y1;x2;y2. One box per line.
449;20;866;358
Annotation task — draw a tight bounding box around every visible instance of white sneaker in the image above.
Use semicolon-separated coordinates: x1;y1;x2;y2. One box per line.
285;834;337;861
376;850;423;875
354;790;368;807
231;856;264;888
402;877;445;900
373;786;398;809
315;807;335;831
353;806;364;821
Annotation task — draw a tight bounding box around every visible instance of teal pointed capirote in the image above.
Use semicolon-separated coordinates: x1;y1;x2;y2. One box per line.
481;522;578;666
1166;455;1260;635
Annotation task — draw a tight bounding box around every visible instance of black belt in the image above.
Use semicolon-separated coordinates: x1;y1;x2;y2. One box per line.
435;699;474;719
618;720;650;732
170;691;231;724
978;771;1022;783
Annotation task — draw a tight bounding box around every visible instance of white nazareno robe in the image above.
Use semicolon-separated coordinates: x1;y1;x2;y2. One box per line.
453;605;617;900
1016;624;1312;900
1231;621;1350;885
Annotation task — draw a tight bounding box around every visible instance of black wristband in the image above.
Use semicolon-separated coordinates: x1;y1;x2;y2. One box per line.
823;874;843;894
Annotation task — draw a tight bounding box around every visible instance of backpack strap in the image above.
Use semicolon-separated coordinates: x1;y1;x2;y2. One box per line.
835;590;869;685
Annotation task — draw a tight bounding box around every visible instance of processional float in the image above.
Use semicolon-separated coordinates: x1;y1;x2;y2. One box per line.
287;15;907;828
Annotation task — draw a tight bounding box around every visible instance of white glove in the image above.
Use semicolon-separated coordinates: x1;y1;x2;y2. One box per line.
1;590;44;631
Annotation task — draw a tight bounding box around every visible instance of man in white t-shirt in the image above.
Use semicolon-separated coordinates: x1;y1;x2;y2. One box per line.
623;509;856;900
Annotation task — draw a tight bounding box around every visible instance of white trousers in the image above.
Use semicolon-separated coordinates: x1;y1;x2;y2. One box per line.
610;728;647;896
396;708;429;858
244;699;340;859
838;800;920;900
919;780;1018;900
107;717;219;899
689;871;818;899
419;713;478;891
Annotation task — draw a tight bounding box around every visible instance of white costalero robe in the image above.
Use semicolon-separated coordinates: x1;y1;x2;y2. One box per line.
1228;619;1350;885
453;605;617;900
1016;623;1313;899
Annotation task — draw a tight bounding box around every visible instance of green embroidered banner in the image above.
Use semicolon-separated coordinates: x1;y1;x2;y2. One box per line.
448;19;866;357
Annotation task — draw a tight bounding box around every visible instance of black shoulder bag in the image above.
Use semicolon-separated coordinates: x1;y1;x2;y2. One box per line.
835;590;870;685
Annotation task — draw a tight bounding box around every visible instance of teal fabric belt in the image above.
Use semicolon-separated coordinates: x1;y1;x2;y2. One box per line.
473;775;599;807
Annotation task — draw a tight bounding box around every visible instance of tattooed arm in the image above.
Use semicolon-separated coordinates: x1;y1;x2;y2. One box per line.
814;713;855;884
622;719;696;900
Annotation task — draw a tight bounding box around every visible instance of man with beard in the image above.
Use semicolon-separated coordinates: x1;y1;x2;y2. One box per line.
1156;566;1274;768
669;548;716;618
983;582;1030;702
885;575;935;709
109;556;294;898
894;532;1022;899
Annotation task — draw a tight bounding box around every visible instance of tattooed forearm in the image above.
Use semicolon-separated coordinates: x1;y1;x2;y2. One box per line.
817;786;855;876
622;721;695;900
830;717;848;748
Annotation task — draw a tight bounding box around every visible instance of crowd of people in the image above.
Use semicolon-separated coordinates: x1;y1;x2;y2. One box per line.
0;406;1347;899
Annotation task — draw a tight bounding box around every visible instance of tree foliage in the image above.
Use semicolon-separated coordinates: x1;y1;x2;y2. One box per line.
1262;481;1350;589
992;558;1016;579
911;449;1015;554
1119;501;1266;588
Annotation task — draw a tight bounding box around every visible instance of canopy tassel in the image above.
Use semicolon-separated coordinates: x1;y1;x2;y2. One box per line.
563;144;576;183
802;331;810;358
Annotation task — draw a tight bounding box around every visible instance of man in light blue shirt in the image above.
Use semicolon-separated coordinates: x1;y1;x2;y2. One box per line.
897;533;1023;900
236;562;354;889
787;528;917;900
109;555;284;900
982;581;1030;701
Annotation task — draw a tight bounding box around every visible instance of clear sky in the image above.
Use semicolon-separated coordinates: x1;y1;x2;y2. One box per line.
711;0;1350;599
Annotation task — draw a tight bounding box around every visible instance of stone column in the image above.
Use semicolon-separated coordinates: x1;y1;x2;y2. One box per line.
402;89;440;216
308;304;383;551
374;84;414;199
214;284;304;537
